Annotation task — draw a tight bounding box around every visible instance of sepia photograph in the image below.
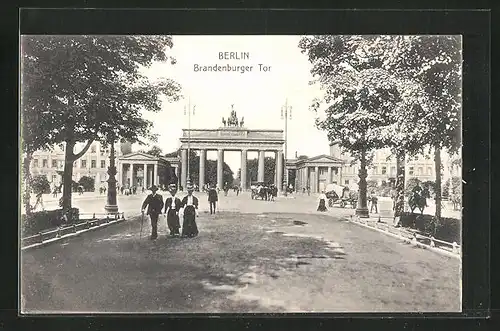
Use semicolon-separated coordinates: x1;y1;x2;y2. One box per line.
20;34;462;313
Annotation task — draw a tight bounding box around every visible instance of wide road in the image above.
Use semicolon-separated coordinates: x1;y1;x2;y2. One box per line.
21;191;461;313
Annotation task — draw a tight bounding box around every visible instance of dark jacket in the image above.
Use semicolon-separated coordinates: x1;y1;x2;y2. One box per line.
142;193;164;215
164;196;182;213
208;188;218;202
181;195;199;209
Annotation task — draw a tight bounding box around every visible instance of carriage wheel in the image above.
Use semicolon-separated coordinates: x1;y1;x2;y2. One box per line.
340;201;345;208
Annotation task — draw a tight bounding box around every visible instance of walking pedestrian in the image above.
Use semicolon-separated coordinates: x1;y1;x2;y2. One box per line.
34;191;44;211
180;181;199;238
317;190;328;212
164;183;181;237
370;191;378;213
141;185;164;240
208;184;218;214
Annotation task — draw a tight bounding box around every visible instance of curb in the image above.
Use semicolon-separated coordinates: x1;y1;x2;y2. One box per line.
347;217;461;260
21;218;127;251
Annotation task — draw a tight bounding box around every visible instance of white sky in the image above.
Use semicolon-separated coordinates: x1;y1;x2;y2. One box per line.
137;35;330;173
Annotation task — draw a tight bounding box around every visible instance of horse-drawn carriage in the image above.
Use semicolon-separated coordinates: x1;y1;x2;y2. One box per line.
325;183;358;209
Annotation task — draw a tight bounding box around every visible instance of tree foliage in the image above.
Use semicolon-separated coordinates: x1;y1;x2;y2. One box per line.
21;35;182;210
31;175;51;195
78;176;95;192
299;35;462;219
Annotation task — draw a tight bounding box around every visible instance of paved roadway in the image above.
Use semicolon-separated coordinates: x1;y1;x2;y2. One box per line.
21;191;461;313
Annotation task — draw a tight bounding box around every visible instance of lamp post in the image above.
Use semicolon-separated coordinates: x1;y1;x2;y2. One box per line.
281;99;292;196
104;136;119;214
184;98;196;184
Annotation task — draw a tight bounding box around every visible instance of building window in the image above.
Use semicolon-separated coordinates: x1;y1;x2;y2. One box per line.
73;162;77;168
344;179;349;185
52;174;57;182
381;166;387;175
81;160;87;168
33;159;39;167
418;167;423;175
427;167;432;175
91;145;96;153
91;160;96;168
42;159;48;168
52;159;57;168
101;160;106;168
373;166;378;175
390;166;396;176
409;167;414;175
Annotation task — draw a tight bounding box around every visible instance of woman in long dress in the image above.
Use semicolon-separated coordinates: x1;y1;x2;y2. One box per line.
317;190;328;212
180;182;199;238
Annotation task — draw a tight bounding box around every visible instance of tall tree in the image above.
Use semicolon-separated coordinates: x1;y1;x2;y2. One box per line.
21;35;182;212
399;36;462;221
146;145;163;157
246;157;278;186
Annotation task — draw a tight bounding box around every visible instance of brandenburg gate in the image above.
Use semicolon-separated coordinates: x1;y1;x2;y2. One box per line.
179;107;285;191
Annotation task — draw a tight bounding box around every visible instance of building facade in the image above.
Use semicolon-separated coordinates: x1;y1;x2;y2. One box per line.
29;141;125;190
330;143;461;187
286;155;345;193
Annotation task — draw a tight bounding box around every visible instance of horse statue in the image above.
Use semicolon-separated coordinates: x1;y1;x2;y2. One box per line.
222;117;226;127
408;186;429;214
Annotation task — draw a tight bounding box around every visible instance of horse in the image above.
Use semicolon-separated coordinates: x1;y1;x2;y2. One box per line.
408;189;429;214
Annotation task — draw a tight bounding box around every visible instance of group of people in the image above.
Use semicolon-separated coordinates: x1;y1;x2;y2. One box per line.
141;182;200;240
140;181;222;240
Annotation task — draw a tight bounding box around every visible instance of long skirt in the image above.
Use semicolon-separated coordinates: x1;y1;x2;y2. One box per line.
317;199;327;212
166;209;180;235
182;206;199;237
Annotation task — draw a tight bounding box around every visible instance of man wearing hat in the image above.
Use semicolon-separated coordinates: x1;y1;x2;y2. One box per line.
141;184;164;240
207;183;219;214
164;183;182;236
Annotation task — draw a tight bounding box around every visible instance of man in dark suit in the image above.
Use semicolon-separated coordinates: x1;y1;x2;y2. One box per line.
141;185;164;240
208;183;218;214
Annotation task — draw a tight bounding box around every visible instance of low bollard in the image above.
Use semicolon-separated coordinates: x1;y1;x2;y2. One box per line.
115;213;118;220
378;216;381;223
411;233;418;245
38;232;43;243
56;227;61;238
92;213;96;220
430;236;436;247
121;213;125;220
452;242;459;254
86;221;90;229
73;224;77;233
106;215;110;223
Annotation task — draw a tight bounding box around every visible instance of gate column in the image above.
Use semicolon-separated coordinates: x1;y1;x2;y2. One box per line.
258;150;265;182
276;150;283;193
199;149;206;190
240;149;247;190
217;149;224;190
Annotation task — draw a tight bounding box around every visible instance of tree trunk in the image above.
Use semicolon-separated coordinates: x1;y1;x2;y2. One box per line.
434;146;442;221
62;140;76;212
393;151;406;225
355;149;369;218
22;152;33;215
